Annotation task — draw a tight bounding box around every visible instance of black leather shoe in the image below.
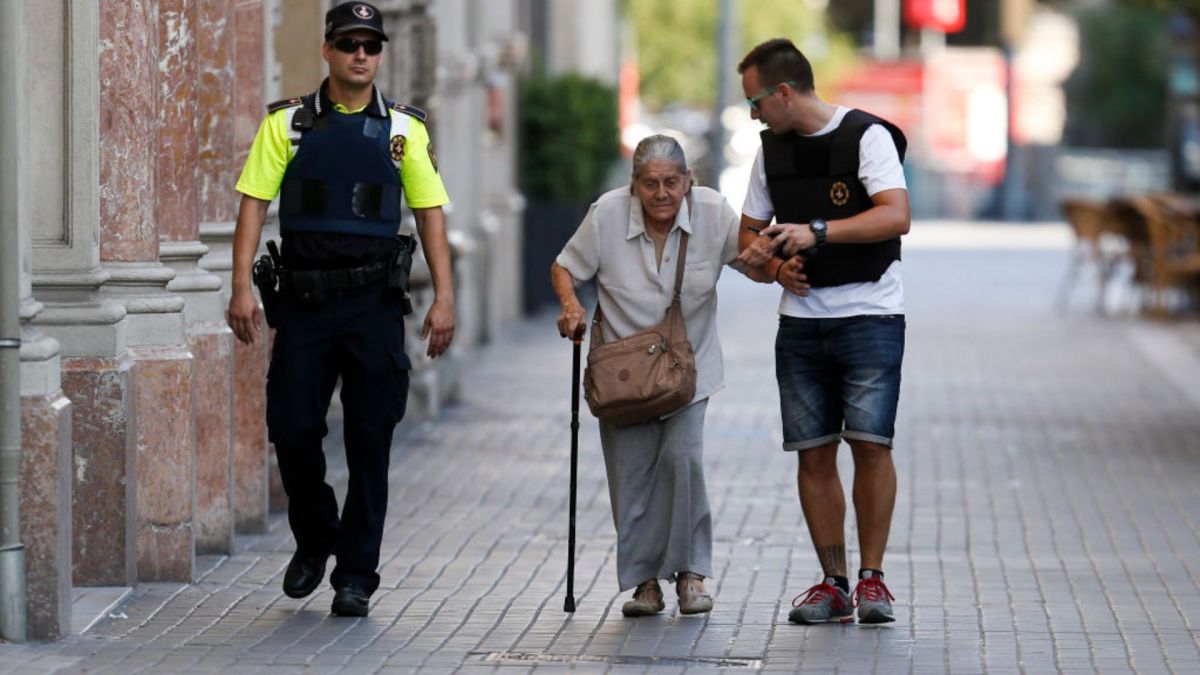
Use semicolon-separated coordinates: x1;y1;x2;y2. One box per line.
282;551;328;599
331;585;370;617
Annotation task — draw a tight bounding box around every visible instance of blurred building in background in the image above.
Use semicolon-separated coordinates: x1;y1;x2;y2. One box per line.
826;0;1175;220
1;0;620;643
670;0;1176;221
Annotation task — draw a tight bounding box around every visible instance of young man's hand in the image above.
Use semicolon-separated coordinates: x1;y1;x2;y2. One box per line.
763;223;816;257
777;256;811;297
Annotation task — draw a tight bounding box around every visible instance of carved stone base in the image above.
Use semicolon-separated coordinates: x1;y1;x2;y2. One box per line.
20;393;72;641
199;223;277;522
129;346;196;582
62;355;136;587
232;334;271;528
268;443;287;514
190;326;234;554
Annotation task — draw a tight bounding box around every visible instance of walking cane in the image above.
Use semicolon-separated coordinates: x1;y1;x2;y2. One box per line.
564;334;582;612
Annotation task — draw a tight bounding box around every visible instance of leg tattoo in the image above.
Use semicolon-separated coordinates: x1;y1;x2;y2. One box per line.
815;544;847;578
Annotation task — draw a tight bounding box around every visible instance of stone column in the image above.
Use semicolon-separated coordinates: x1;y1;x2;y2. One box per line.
23;0;137;590
158;0;236;557
18;301;72;642
197;0;277;531
18;149;73;644
99;0;197;583
4;1;73;641
389;0;465;420
476;4;527;338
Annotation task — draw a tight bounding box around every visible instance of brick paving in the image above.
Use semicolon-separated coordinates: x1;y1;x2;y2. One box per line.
3;224;1200;673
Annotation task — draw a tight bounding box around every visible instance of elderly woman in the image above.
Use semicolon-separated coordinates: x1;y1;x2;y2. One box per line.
551;135;753;616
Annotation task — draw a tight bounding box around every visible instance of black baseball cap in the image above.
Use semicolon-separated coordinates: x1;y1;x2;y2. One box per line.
325;2;389;42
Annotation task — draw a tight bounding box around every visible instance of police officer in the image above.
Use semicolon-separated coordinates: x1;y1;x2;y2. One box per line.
226;1;454;617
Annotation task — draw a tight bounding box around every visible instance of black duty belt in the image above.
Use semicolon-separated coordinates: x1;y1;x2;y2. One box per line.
280;261;389;302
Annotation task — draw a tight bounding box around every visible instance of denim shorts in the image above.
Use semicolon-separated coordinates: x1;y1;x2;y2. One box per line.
774;314;905;451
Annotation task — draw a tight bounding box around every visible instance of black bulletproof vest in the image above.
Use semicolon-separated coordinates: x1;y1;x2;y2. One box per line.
761;109;907;287
279;95;402;239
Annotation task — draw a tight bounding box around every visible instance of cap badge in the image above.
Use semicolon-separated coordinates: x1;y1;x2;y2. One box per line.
353;4;374;19
830;181;850;206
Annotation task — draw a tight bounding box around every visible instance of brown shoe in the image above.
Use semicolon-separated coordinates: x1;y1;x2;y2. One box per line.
621;580;665;617
676;572;713;615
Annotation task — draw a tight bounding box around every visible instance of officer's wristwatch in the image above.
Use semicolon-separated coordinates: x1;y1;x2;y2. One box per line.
808;218;828;249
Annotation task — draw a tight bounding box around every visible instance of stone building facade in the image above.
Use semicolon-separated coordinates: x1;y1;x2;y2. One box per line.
6;0;273;642
2;0;616;642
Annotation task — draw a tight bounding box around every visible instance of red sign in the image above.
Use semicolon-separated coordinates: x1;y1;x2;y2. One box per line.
904;0;966;33
835;60;924;141
834;49;1010;184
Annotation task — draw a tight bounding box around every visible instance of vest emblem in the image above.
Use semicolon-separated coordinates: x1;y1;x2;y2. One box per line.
390;134;406;162
830;181;850;206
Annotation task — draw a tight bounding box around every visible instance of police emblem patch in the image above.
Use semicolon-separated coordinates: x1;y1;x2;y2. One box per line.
830;181;850;206
390;135;406;162
427;142;439;172
353;4;374;19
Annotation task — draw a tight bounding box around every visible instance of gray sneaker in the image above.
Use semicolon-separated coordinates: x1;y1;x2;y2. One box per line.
788;578;854;624
853;571;895;624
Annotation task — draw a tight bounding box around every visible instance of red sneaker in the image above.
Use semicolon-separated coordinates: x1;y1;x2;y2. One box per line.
853;572;895;624
788;578;854;624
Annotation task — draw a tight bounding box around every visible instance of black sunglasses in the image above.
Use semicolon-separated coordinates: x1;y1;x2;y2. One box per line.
332;37;384;56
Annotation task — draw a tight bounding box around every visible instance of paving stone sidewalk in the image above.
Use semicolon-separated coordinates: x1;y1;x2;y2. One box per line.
3;228;1200;673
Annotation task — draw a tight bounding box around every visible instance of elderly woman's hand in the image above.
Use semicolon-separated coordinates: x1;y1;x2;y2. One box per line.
737;233;777;268
557;301;587;340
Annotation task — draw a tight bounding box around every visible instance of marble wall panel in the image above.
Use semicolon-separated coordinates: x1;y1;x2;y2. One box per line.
196;0;235;224
157;0;200;243
233;336;270;530
20;394;73;641
191;329;234;553
98;0;159;263
130;347;196;582
234;1;266;171
269;444;287;513
62;356;136;587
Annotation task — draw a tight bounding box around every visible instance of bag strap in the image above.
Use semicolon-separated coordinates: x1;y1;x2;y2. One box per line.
666;191;693;311
671;230;689;301
665;190;694;303
591;192;694;348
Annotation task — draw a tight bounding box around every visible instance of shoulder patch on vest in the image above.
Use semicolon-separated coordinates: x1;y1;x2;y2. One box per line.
266;96;303;113
390;102;427;123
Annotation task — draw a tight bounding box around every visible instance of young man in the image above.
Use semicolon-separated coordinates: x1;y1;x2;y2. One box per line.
735;38;910;625
225;1;455;617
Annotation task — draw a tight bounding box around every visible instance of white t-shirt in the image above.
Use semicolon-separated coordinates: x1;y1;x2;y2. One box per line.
742;106;908;318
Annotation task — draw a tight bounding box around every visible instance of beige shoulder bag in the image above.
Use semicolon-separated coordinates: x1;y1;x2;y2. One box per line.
583;228;697;426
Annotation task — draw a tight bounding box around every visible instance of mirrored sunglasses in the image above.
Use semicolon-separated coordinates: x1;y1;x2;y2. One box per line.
332;37;384;56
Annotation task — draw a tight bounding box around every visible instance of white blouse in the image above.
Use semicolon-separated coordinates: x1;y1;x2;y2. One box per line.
556;185;741;403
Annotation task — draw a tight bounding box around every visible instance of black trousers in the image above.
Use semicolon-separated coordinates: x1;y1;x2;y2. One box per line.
266;282;410;595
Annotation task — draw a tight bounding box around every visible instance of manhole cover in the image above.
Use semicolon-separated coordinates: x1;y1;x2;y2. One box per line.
474;651;763;669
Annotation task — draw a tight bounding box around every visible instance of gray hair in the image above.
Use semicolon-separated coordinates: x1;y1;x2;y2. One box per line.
631;134;689;181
